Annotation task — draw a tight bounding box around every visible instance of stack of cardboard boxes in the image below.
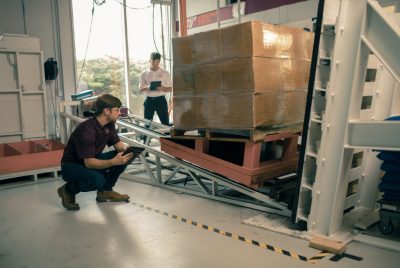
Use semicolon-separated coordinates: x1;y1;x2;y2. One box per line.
172;21;313;140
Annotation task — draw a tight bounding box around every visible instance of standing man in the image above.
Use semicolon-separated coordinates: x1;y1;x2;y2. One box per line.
139;52;172;126
58;94;134;211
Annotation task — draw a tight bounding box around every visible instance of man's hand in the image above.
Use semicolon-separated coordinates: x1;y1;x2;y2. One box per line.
139;86;151;93
112;152;133;165
157;86;172;93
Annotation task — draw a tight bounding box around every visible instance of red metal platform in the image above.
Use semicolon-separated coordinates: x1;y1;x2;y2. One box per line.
160;133;299;189
0;139;64;175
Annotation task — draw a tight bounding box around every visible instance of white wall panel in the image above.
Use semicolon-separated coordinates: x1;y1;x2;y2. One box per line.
0;0;76;139
22;94;46;138
0;0;25;34
287;0;318;22
57;0;76;99
186;0;225;17
186;0;318;35
18;53;43;91
0;52;18;90
0;93;21;134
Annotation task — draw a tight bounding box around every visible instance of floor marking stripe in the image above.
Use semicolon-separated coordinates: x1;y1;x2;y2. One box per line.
299;255;308;261
259;243;267;249
132;202;328;263
291;252;300;260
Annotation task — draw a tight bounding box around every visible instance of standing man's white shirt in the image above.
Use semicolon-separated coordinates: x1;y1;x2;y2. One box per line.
140;67;172;97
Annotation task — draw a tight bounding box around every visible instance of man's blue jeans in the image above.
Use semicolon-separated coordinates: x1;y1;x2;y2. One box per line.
61;150;128;195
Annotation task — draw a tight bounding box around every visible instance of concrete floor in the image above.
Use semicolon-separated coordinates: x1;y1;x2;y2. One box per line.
1;178;400;268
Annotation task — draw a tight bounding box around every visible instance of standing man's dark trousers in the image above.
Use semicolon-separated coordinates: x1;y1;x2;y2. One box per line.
144;96;169;125
61;150;128;195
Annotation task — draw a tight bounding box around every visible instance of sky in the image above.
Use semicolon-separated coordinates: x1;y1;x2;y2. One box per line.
72;0;171;62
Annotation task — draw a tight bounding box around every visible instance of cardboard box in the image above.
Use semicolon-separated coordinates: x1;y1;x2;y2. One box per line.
221;21;313;60
173;28;221;67
222;57;311;93
173;66;196;96
222;57;283;93
221;92;254;128
224;91;306;130
192;29;221;64
172;35;193;66
172;21;313;135
174;57;311;97
173;91;306;132
173;96;207;128
255;90;307;129
172;21;313;66
173;63;222;97
281;59;311;90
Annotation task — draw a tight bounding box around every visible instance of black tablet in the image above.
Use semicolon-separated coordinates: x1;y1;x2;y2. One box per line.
149;81;161;91
123;146;145;156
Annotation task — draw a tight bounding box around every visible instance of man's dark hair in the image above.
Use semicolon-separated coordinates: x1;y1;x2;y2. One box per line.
150;52;161;60
95;94;122;116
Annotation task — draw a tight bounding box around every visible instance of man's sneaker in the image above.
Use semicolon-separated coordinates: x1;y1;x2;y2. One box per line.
96;190;130;202
57;184;80;211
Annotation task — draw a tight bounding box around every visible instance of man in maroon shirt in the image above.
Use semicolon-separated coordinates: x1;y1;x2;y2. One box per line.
58;94;134;211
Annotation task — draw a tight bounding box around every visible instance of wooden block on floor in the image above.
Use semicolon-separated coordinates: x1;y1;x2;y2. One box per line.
309;235;348;255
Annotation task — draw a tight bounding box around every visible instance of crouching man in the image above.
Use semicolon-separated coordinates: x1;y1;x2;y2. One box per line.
58;94;134;211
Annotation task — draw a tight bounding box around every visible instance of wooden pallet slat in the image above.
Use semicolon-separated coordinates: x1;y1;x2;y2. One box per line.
172;127;301;142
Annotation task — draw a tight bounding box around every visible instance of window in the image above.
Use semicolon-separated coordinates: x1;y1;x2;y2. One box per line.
126;1;173;116
72;0;173;121
73;0;127;104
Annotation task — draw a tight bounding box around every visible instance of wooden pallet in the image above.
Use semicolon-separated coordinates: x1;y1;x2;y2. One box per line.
172;127;302;142
160;132;299;189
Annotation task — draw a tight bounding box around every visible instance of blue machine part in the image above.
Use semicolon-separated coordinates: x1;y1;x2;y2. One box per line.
71;90;94;100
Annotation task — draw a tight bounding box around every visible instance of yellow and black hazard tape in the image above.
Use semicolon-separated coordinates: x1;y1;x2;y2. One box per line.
307;251;331;264
132;202;329;264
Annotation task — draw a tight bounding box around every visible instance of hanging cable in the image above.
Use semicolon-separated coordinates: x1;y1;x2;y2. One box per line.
21;0;27;34
47;81;60;139
113;0;151;9
75;1;96;92
160;4;166;67
161;4;173;117
94;0;106;5
152;3;172;61
166;4;173;72
75;0;107;92
6;53;16;68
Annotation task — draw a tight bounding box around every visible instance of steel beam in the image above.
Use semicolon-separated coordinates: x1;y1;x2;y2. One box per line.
347;120;400;150
59;101;292;217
